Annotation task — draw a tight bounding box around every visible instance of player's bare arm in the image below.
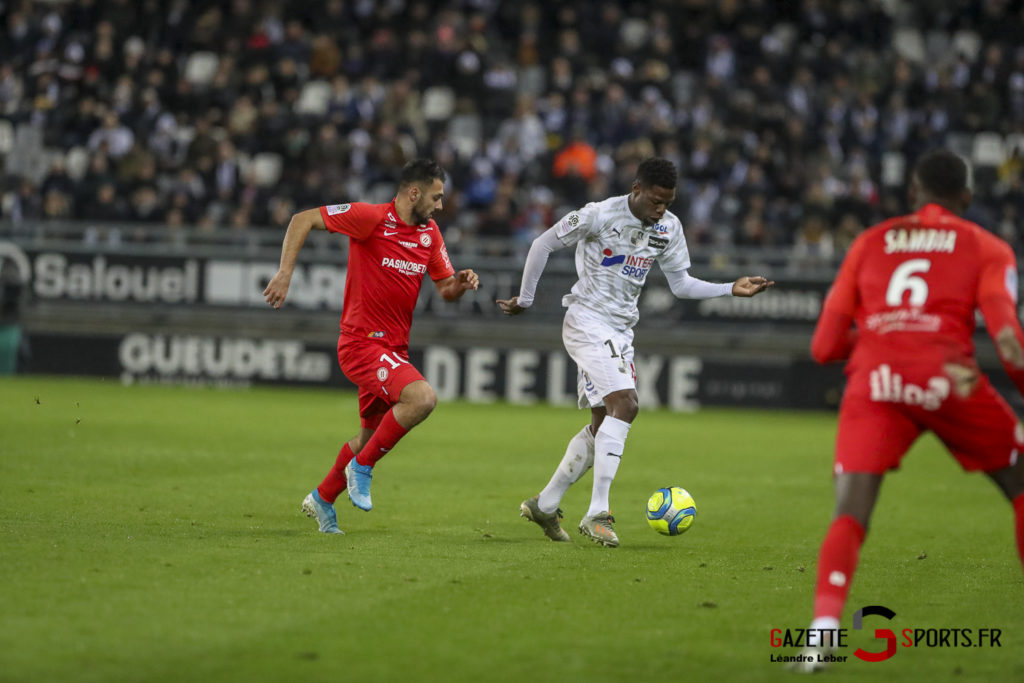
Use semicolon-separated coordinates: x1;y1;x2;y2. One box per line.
436;269;479;301
264;208;326;309
731;275;774;297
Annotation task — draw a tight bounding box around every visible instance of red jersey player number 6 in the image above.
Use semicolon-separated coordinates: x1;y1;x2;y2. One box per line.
263;159;479;535
790;149;1024;672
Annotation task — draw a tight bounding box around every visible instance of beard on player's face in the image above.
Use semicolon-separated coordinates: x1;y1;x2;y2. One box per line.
411;199;433;224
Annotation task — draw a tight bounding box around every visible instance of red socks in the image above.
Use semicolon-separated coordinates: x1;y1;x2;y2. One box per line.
355;410;409;468
813;514;867;621
315;411;410;501
317;443;356;503
1013;493;1024;570
807;494;1023;623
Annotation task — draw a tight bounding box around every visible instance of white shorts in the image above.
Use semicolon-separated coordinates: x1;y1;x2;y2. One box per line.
562;304;636;409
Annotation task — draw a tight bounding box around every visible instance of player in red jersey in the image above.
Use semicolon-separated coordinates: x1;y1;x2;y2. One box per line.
263;159;479;533
791;149;1024;671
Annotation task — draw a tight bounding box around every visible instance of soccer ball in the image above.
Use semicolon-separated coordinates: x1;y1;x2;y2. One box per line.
646;487;697;536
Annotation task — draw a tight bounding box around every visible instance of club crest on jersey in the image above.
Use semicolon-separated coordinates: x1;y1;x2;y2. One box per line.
600;249;626;267
326;203;351;215
419;233;432;247
629;229;645;246
377;367;389;382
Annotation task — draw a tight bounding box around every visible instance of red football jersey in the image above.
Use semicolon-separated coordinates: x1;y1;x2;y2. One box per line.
812;203;1024;394
319;200;454;347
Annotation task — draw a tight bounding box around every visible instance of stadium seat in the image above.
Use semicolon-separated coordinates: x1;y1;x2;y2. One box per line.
972;132;1005;167
924;30;951;64
251;152;283;187
422;86;455;122
64;146;90;181
448;118;481;160
945;132;974;160
951;29;981;63
892;28;926;63
1005;133;1024;157
235;151;253;178
0;119;13;155
183;52;219;86
295;80;331;116
881;151;905;187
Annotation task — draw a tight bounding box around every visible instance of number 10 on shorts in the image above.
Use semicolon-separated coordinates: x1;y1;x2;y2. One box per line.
378;352;409;381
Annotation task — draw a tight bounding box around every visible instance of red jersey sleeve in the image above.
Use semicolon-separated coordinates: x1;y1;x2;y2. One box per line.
319;202;381;240
427;225;455;281
976;231;1024;394
811;236;864;363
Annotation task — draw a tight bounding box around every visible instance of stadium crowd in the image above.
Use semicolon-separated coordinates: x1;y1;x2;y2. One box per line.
2;0;1024;262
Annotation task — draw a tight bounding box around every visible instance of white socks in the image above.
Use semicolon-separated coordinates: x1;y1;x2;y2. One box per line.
586;416;631;517
537;416;633;517
808;616;841;647
537;425;595;513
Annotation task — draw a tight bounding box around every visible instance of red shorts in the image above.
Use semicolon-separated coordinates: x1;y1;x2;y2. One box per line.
337;336;424;430
835;363;1024;475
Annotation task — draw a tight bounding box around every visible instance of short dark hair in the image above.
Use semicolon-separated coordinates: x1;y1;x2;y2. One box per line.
636;157;677;190
398;158;446;189
913;149;968;199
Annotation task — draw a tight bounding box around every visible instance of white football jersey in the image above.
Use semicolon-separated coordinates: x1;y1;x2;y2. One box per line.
556;194;690;330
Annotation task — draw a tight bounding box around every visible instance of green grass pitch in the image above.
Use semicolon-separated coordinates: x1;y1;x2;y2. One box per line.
1;376;1021;683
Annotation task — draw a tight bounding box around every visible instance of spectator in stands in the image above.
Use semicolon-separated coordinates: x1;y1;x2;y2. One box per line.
552;128;597;208
86;112;134;159
1;0;1024;262
82;181;128;223
790;212;836;272
7;178;42;226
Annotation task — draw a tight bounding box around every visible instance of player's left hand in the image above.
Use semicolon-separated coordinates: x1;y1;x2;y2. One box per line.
732;276;774;297
457;269;479;291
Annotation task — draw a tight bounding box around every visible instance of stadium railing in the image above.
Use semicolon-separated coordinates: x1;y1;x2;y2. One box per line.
2;219;1016;411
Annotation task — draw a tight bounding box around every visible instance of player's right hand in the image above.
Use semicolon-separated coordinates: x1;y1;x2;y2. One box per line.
495;296;525;316
263;271;290;309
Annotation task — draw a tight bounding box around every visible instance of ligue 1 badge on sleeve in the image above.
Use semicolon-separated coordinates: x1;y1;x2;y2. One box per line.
326;203;351;215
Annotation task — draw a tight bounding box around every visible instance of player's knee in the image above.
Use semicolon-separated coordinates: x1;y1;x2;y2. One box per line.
832;498;873;529
606;392;638;423
405;382;437;418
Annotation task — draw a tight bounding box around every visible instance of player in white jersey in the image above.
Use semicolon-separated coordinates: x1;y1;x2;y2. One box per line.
497;158;773;546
